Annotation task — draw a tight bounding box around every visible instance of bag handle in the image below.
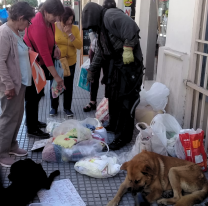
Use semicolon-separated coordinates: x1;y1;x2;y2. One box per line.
136;122;149;132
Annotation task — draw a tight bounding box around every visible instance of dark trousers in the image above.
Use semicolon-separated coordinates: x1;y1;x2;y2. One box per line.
108;96;135;143
90;67;101;102
50;64;76;110
25;79;44;132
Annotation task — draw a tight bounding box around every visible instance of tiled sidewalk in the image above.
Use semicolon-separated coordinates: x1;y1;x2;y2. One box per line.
1;62;208;206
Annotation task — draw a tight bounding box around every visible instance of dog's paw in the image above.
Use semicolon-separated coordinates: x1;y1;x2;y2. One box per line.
52;170;60;176
157;198;168;205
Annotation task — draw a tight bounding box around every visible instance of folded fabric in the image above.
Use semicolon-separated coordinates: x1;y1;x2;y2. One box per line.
53;135;77;148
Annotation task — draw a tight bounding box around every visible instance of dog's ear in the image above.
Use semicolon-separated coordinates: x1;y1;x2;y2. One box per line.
120;162;129;171
141;165;154;176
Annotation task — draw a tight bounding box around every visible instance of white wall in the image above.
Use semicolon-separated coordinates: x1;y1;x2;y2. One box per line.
115;0;124;9
156;0;199;126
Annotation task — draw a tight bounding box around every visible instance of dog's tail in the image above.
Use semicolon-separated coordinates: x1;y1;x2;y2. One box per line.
175;182;208;206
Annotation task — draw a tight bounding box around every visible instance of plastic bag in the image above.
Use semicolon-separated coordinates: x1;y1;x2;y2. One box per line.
94;127;108;143
42;139;107;163
80;118;101;129
150;114;182;157
145;82;170;112
77;66;90;92
174;135;186;160
119;123;167;164
74;152;120;178
46;118;66;136
51;60;65;98
53;119;92;142
81;58;90;70
0;9;8;23
95;98;109;122
179;129;207;171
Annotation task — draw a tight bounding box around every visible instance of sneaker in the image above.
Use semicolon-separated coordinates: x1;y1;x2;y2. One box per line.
27;128;50;139
50;108;57;116
9;148;28;157
37;121;47;128
64;109;74;117
0;157;15;168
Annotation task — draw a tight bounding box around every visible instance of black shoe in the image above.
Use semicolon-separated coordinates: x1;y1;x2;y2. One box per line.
83;102;97;112
37;121;46;128
50;108;57;116
27;128;50;139
108;139;127;150
64;109;74;117
104;125;115;133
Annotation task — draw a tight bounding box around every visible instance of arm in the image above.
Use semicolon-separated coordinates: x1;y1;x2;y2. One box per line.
0;35;15;91
71;27;82;50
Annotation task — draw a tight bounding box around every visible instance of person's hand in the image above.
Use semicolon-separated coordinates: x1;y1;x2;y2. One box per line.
87;71;94;84
63;25;72;35
54;75;65;90
4;89;15;100
54;47;61;59
123;46;134;64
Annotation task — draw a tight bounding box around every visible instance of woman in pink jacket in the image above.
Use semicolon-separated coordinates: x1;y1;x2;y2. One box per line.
0;2;35;167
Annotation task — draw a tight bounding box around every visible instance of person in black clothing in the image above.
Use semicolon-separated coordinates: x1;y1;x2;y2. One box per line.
82;3;144;150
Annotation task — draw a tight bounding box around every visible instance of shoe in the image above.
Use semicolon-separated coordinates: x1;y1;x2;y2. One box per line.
83;102;97;112
37;121;47;128
0;157;15;168
64;109;74;117
50;108;57;116
104;125;115;133
9;148;28;157
108;139;128;150
27;128;50;139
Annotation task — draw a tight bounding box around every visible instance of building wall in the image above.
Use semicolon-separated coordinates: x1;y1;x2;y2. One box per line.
156;0;199;126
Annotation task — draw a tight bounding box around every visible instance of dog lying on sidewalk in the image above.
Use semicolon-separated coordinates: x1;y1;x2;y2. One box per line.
107;151;208;206
0;158;60;206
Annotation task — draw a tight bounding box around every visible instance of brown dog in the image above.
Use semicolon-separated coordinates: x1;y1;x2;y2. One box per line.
107;151;208;206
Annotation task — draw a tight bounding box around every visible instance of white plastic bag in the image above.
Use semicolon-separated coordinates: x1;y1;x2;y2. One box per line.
119;123;167;164
145;82;170;112
81;58;90;70
94;127;108;143
80;118;101;128
174;134;186;160
74;152;120;178
150;114;182;157
95;98;109;122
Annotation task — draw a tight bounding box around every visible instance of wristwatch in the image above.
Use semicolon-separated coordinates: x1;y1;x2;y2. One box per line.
68;33;72;37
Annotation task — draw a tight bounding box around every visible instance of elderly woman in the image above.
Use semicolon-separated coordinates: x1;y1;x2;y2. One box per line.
50;6;82;117
0;2;35;167
24;0;64;138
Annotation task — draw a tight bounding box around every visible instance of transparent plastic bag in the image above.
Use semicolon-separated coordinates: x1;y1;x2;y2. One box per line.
53;119;92;142
150;114;182;157
119;123;167;164
80;118;101;128
145;82;170;112
42;139;108;163
95;98;109;122
46;118;66;136
74;152;120;178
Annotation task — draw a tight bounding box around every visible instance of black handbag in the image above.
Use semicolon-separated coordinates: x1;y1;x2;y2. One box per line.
27;24;55;80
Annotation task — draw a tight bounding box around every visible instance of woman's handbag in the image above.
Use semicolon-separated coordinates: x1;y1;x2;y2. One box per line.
59;36;71;77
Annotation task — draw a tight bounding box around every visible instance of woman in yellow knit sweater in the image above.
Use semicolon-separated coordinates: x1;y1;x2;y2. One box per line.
50;7;82;116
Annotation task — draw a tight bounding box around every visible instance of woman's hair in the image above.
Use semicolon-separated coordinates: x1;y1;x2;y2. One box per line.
8;2;35;21
102;0;116;9
61;7;75;25
40;0;64;17
38;3;44;11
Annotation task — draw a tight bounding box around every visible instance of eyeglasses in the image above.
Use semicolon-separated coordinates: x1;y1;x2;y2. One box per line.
26;18;32;26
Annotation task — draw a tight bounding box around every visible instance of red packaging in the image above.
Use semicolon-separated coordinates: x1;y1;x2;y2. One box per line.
179;129;207;172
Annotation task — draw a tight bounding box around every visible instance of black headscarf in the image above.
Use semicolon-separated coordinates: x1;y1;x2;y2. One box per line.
82;2;103;30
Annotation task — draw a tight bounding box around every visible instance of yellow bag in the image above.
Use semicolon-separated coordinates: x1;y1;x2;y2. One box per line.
60;57;71;77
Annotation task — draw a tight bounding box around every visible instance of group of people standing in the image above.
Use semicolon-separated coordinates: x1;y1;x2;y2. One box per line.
0;0;144;167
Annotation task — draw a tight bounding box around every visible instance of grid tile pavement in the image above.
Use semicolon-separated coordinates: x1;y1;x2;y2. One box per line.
1;62;208;206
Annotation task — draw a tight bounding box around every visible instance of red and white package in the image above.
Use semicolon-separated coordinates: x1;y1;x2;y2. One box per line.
95;98;109;122
179;129;207;172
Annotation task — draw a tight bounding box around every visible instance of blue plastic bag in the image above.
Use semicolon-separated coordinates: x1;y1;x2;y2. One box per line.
0;9;8;23
51;60;65;98
78;59;90;92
